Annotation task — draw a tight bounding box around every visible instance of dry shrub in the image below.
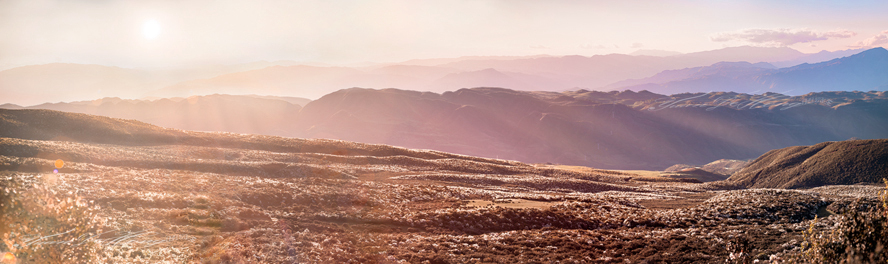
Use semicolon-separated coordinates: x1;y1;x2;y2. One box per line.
1;174;106;263
795;179;888;263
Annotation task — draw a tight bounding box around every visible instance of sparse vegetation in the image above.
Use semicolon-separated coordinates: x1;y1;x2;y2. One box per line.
730;139;888;189
1;109;887;263
1;174;105;263
792;179;888;263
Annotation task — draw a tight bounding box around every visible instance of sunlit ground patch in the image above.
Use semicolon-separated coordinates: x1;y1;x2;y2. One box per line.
460;198;555;209
1;252;15;263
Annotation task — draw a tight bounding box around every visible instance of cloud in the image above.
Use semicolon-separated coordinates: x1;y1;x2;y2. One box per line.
631;43;644;48
710;28;857;46
851;30;888;47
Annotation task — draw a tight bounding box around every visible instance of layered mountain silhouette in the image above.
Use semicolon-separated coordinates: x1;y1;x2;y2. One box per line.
769;48;868;68
603;61;777;90
0;61;311;106
140;47;888;98
424;46;807;90
6;95;306;136
612;47;888;95
0;108;483;161
2;46;880;106
148;65;383;99
728;139;888;189
287;88;888;169
8;88;888;170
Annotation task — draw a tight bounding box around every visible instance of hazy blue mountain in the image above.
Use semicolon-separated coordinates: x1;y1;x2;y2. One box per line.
613;47;888;95
603;61;776;90
770;48;869;68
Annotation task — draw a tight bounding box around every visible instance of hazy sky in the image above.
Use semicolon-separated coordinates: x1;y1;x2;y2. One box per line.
2;0;887;69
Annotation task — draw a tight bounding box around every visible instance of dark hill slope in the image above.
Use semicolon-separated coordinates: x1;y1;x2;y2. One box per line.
25;94;303;136
728;139;888;189
289;88;888;169
0;108;638;182
7;89;888;170
0;108;187;145
291;88;747;169
0;108;506;163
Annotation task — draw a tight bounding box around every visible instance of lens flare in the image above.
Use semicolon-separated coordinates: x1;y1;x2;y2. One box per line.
1;252;15;262
55;159;64;168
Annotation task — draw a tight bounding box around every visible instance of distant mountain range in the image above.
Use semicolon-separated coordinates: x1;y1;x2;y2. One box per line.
0;61;314;106
132;47;888;99
2;45;886;170
1;46;878;106
610;47;888;95
7;88;886;170
286;88;888;169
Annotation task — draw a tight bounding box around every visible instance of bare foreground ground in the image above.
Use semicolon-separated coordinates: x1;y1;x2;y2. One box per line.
1;137;884;263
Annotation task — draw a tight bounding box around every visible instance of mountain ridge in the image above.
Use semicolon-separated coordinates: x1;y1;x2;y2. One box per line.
3;46;879;105
612;47;888;95
8;88;888;170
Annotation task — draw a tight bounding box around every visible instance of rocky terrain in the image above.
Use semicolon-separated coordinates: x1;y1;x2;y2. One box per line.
1;108;886;263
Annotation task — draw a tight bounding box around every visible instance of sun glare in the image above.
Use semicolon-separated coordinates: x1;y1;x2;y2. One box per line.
142;19;160;40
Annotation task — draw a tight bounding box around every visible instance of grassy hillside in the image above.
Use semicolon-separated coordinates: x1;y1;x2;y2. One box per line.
728;139;888;188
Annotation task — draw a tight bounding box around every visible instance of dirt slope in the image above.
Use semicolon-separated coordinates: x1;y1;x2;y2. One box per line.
728;139;888;188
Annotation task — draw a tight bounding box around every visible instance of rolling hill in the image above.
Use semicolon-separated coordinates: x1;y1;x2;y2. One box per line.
9;95;307;136
0;108;512;163
11;88;888;170
728;139;888;189
287;88;888;169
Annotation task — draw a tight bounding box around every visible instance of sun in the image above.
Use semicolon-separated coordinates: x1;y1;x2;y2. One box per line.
142;19;161;40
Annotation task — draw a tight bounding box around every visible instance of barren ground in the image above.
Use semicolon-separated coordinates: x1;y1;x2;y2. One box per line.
1;137;882;263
